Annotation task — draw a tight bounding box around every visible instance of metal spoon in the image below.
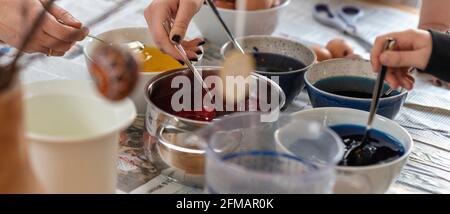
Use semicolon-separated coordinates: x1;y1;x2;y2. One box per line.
205;0;245;54
87;34;145;53
343;38;396;161
384;87;395;96
162;20;213;104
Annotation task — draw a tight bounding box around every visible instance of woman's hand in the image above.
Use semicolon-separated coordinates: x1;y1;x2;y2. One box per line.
371;29;433;90
144;0;205;61
0;0;88;56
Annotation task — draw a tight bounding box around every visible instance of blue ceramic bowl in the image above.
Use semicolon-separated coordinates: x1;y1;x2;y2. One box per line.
221;36;316;107
304;59;408;119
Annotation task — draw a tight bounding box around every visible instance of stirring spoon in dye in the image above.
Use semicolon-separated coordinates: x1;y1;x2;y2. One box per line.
162;20;214;106
343;38;396;163
205;0;245;54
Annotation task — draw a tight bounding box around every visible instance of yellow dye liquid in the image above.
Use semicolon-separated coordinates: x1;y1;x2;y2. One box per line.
139;46;185;72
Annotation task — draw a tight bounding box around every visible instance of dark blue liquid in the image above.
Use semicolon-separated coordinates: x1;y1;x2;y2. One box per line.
314;76;399;99
330;125;405;166
253;52;305;73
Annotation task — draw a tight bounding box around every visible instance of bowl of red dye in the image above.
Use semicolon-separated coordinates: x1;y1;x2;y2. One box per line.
143;66;285;183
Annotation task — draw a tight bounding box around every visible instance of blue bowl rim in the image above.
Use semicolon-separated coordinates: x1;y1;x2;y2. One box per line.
220;35;317;75
304;59;408;102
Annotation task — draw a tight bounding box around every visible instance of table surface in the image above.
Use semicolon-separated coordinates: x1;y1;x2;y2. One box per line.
12;0;450;194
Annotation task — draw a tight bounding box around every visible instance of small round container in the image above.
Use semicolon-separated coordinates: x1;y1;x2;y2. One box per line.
84;27;203;114
193;0;291;46
25;80;136;193
304;58;408;119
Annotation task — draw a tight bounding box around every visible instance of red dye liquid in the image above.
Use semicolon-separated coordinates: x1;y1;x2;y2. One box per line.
150;73;276;122
153;89;219;122
176;106;217;122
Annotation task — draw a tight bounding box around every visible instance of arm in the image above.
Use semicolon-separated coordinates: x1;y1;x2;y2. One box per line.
419;0;450;31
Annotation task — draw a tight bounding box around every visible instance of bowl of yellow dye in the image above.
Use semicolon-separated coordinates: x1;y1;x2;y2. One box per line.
84;27;203;114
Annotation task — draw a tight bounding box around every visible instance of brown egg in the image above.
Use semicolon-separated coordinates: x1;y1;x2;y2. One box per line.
310;45;333;62
326;39;354;58
214;0;236;9
236;0;273;10
89;45;140;101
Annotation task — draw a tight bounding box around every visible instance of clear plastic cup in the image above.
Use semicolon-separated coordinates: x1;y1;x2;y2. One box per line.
188;113;345;194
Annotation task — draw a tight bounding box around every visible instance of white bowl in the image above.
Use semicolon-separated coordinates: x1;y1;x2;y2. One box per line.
291;107;413;194
24;80;136;193
193;0;290;46
83;27;203;115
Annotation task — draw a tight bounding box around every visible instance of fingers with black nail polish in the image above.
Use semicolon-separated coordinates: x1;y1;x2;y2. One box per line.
172;35;181;44
197;41;206;46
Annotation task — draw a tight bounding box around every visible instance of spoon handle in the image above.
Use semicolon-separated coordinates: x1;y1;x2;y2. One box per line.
87;35;108;44
162;20;213;102
367;38;396;129
205;0;245;54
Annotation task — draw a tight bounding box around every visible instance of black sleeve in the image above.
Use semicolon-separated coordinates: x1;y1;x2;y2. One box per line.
424;30;450;82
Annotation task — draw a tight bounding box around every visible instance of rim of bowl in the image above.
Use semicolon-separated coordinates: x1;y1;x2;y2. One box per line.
25;80;137;144
304;58;408;102
291;107;414;171
83;27;149;63
144;66;286;126
83;27;203;71
220;35;317;75
207;0;291;14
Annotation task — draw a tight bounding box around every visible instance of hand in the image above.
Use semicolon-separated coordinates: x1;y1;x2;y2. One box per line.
144;0;205;61
371;29;433;90
0;0;88;56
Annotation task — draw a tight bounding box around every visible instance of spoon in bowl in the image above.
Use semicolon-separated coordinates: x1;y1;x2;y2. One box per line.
342;38;396;164
205;0;245;54
162;19;214;107
87;35;146;53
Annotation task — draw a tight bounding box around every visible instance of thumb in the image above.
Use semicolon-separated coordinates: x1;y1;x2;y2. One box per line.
379;50;427;70
46;4;82;29
170;1;200;44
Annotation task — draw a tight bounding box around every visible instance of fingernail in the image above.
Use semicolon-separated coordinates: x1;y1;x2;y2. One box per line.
70;15;81;24
171;35;181;44
196;50;203;55
177;60;185;65
197;41;206;46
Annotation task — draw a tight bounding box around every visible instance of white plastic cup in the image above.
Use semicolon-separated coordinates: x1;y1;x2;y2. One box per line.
24;80;136;194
